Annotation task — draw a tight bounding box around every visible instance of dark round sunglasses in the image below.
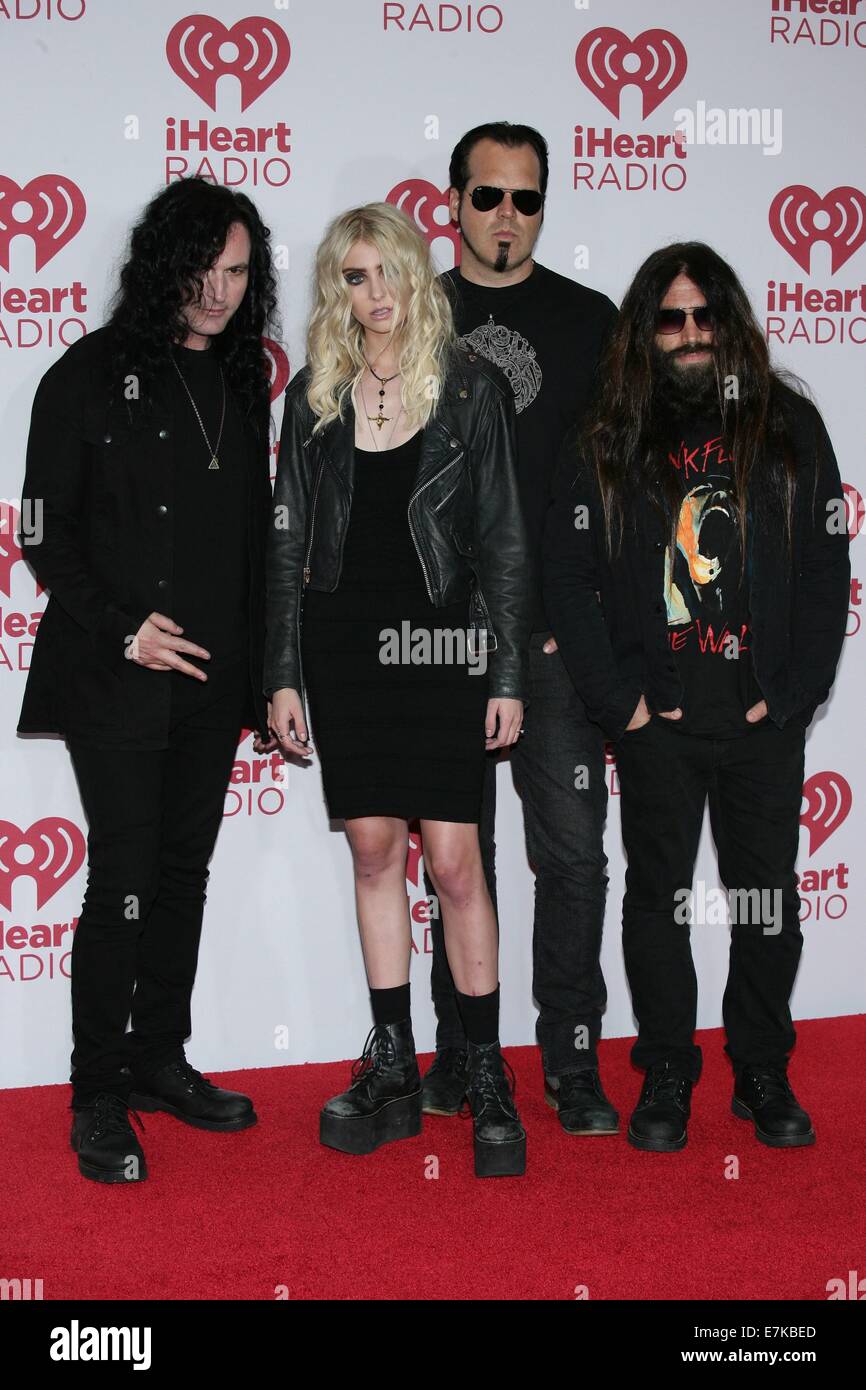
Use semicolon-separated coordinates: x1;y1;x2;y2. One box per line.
469;185;544;216
656;305;715;334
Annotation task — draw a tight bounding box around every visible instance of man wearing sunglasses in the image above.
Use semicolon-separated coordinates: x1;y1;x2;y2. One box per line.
422;121;621;1139
544;243;850;1152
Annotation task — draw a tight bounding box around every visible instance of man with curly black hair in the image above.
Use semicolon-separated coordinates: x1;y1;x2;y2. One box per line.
18;176;279;1184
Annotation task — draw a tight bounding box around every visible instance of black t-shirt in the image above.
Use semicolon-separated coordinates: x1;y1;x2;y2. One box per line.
168;343;249;681
442;263;617;631
661;415;764;736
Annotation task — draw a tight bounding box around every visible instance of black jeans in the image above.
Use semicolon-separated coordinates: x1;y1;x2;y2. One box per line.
614;714;807;1081
429;631;609;1075
67;672;245;1106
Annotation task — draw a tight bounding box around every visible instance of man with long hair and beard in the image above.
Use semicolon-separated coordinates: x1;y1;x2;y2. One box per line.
18;177;278;1183
544;243;850;1152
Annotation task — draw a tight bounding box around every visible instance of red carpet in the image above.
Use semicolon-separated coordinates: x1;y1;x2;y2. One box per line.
3;1016;863;1301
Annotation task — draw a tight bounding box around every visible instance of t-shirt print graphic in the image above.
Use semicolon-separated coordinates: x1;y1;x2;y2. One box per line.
664;477;740;627
457;317;542;414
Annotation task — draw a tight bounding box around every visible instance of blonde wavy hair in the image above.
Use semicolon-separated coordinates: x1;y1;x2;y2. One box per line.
305;202;456;432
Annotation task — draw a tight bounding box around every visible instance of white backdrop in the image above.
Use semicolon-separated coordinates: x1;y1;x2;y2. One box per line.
0;0;862;1088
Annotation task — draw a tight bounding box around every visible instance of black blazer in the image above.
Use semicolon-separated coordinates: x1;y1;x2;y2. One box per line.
543;387;851;740
17;326;271;749
264;347;531;710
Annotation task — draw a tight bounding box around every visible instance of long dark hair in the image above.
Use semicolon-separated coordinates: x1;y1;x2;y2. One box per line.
585;241;800;562
106;176;279;422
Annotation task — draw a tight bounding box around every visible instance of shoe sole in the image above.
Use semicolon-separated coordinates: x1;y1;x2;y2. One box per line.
70;1139;148;1183
474;1131;526;1177
128;1093;258;1132
320;1090;422;1155
421;1095;463;1117
627;1123;687;1152
731;1097;816;1148
544;1091;619;1135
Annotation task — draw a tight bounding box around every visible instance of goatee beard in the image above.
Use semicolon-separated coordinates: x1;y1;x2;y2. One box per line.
493;240;510;272
650;344;721;423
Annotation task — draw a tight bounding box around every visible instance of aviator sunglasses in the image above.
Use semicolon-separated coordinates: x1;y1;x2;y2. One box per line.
656;305;716;334
469;184;544;216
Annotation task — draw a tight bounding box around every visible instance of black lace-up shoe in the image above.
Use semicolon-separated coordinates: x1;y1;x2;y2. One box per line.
544;1069;620;1135
732;1066;815;1148
421;1047;468;1116
628;1062;693;1152
464;1042;526;1177
70;1094;147;1184
320;1019;422;1155
129;1058;256;1131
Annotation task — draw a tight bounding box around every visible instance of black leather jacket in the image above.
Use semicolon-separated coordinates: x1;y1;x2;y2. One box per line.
264;347;530;710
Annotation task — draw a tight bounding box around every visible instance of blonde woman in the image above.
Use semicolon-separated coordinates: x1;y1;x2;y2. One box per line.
265;203;530;1177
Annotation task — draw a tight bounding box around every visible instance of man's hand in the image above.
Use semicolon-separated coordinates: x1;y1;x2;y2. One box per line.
746;699;768;724
625;694;653;730
126;612;210;680
252;728;278;754
485;697;523;750
542;637;558;654
269;689;314;758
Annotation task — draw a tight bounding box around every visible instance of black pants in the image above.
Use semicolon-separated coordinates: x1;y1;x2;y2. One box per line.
614;714;806;1081
67;673;245;1106
429;632;610;1075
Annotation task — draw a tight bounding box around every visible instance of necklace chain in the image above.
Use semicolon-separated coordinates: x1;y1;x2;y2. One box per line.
171;355;226;470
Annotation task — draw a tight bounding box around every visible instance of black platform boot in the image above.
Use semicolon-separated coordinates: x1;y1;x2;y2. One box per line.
320;1020;422;1155
464;1041;526;1177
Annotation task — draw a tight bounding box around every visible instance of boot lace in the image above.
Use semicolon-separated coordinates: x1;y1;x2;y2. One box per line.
350;1025;397;1085
89;1093;145;1140
462;1051;518;1120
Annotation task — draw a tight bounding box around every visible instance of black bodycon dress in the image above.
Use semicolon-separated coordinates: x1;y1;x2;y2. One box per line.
301;429;489;822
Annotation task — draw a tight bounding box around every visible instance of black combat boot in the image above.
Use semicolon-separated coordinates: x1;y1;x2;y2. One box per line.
421;1047;469;1116
320;1020;422;1155
627;1061;693;1152
544;1068;620;1135
70;1093;147;1184
732;1066;815;1148
464;1041;526;1177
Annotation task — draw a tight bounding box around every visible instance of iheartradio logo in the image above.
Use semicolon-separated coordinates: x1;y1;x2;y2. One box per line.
263;337;290;403
0;818;85;910
0;175;86;272
406;821;424;888
166;14;290;112
769;185;866;274
575;28;687;120
386;180;460;264
843;484;864;541
0;503;44;597
800;772;852;856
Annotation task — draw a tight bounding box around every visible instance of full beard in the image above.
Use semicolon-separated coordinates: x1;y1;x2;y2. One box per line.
650;344;722;424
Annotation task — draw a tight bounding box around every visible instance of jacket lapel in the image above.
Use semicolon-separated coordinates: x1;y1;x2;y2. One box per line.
315;379;467;499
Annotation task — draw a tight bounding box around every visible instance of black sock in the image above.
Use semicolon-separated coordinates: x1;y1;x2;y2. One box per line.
370;982;411;1026
456;985;500;1045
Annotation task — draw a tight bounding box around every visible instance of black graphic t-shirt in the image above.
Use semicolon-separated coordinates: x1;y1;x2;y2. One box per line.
662;416;764;737
442;263;617;631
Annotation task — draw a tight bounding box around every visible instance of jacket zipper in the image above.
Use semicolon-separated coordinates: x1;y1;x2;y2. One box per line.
302;436;322;587
296;434;317;724
408;454;463;598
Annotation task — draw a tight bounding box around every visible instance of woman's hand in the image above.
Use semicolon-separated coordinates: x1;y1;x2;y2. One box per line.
485;697;523;750
269;688;314;758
